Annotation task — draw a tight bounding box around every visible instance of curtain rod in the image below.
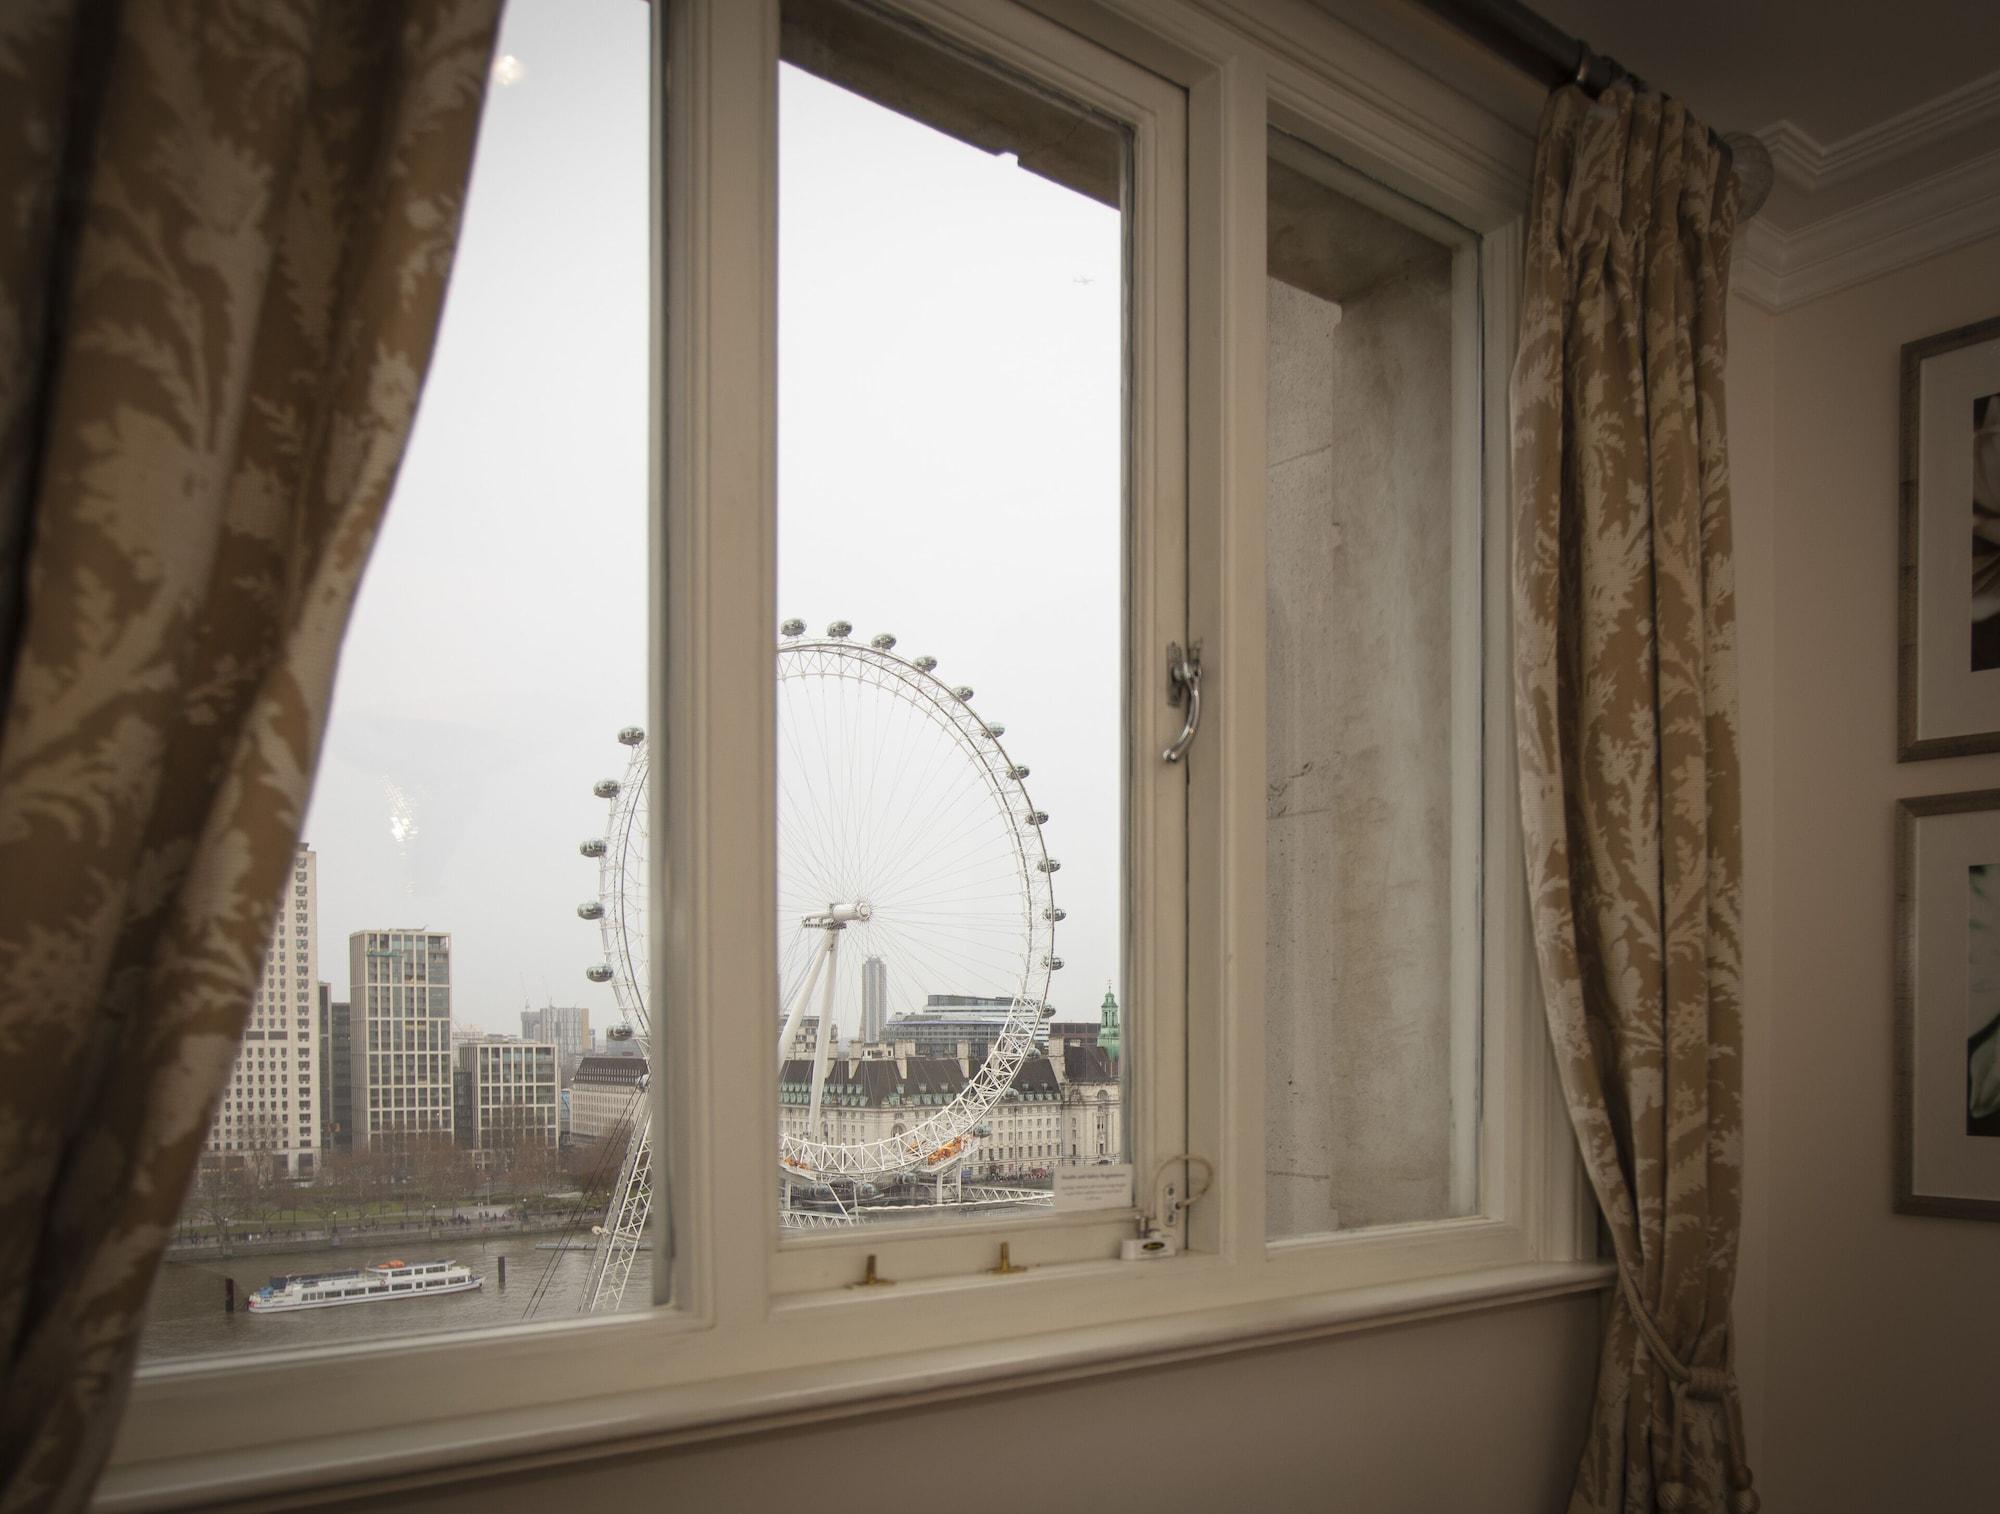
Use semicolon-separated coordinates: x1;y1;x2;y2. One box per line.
1410;0;1774;216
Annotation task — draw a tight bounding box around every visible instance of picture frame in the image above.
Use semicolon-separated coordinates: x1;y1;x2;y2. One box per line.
1898;313;2000;760
1896;789;2000;1220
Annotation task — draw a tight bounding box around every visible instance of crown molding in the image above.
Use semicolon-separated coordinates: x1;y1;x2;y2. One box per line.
1757;65;2000;192
1733;144;2000;312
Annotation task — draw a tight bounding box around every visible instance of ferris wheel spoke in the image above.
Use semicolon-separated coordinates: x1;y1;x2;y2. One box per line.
866;762;1003;877
848;712;973;889
778;707;853;892
872;834;1023;911
869;920;1021;999
777;777;855;905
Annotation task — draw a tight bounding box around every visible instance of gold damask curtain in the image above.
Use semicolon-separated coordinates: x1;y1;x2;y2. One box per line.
0;4;500;1508
1512;87;1757;1514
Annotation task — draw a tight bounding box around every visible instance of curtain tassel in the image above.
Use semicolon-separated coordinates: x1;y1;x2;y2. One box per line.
1620;1277;1758;1512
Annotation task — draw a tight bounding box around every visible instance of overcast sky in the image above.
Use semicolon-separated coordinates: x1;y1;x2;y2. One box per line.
304;0;1124;1044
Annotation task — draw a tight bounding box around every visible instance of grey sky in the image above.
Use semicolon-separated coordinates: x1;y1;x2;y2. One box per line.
305;0;1124;1040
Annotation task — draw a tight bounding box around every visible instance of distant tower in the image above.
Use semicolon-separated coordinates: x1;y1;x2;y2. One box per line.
1100;983;1121;1065
862;955;888;1044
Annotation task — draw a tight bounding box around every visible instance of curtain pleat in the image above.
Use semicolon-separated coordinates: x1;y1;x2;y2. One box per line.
0;3;500;1507
1512;84;1756;1514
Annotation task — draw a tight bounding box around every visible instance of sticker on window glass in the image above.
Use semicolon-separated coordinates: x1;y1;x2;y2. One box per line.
1053;1162;1133;1211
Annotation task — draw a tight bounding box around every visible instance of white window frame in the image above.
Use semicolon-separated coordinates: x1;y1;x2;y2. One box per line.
99;3;1604;1508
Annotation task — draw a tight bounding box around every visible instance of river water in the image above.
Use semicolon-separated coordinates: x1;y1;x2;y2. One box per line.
140;1233;655;1363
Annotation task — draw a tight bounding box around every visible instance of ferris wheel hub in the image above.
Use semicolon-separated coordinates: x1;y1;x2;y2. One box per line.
801;899;872;929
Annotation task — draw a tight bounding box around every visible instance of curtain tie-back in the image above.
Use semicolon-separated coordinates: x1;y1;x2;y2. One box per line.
1615;1269;1758;1513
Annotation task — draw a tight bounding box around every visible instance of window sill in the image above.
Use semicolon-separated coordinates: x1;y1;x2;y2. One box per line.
97;1257;1612;1512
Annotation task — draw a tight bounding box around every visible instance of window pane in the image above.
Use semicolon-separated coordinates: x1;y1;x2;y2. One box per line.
142;0;653;1363
776;0;1128;1229
1264;130;1481;1238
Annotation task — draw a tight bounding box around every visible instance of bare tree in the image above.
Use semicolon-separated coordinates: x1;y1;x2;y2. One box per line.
402;1131;472;1221
560;1117;633;1203
302;1149;358;1237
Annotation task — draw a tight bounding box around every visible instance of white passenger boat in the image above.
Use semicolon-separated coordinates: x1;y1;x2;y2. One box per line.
247;1258;482;1313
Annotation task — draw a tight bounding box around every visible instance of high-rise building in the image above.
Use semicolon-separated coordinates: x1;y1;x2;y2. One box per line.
455;1038;559;1156
317;983;353;1152
203;844;318;1176
349;929;454;1152
861;955;887;1044
521;1004;592;1083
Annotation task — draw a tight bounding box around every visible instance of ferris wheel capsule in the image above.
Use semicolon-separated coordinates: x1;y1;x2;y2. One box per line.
1044;956;1065;971
1024;810;1048;826
781;618;806;638
577;901;605;920
952;685;974;701
618;726;645;746
1038;857;1061;873
871;632;897;650
594;778;620;799
580;838;607;858
1008;764;1030;780
985;721;1006;737
586;965;614;983
827;619;852;638
914;655;938;672
1044;906;1066;921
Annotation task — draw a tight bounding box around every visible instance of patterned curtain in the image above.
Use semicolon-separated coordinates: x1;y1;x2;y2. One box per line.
1511;86;1757;1514
0;4;500;1508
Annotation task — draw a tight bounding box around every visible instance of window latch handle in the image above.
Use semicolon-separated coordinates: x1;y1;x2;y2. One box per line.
1162;641;1202;764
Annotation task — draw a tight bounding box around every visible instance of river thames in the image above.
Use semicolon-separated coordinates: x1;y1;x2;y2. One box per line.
140;1232;655;1362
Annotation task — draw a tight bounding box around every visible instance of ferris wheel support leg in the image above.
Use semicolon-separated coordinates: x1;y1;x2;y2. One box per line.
585;1108;652;1313
776;928;832;1074
805;928;842;1136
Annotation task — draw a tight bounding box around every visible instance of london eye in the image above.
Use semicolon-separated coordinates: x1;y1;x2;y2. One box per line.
577;620;1061;1306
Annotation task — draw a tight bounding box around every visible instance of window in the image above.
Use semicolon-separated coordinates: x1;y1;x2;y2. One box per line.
749;0;1184;1291
111;2;1594;1501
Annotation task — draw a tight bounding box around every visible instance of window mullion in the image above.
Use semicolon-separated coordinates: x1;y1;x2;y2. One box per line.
666;0;784;1333
1183;48;1269;1263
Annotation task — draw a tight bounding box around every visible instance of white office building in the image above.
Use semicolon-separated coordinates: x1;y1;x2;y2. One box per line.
456;1038;559;1155
349;929;455;1151
204;844;319;1176
570;1053;649;1144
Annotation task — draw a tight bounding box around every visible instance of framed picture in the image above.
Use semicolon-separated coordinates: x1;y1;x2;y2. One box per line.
1897;789;2000;1219
1899;314;2000;760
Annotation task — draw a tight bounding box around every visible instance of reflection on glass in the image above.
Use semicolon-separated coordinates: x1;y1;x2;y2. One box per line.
1264;129;1482;1238
141;0;652;1363
776;0;1127;1230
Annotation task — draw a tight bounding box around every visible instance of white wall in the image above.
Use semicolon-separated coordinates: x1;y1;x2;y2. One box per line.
1746;231;2000;1511
320;1294;1601;1513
